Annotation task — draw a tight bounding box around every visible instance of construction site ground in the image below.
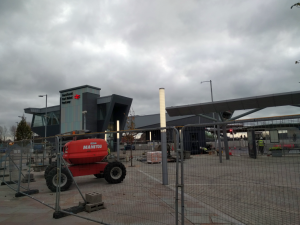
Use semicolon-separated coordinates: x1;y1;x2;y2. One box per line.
0;149;299;225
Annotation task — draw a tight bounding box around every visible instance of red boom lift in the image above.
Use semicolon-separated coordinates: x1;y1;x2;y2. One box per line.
44;138;126;192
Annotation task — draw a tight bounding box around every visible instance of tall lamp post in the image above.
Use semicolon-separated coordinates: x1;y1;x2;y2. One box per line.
200;80;216;148
82;111;87;130
38;95;47;143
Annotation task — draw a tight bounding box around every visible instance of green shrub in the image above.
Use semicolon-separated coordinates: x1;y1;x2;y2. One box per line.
269;147;282;151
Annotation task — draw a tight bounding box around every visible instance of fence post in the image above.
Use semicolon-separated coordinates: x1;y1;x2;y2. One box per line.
174;128;179;225
117;120;120;160
180;128;185;225
55;136;61;212
2;148;8;183
28;139;33;190
217;125;222;163
16;140;23;194
222;125;230;160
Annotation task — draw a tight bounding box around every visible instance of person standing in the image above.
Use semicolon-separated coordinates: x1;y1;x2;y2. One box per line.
257;137;265;155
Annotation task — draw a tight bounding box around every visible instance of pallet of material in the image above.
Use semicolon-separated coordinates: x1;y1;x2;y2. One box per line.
147;152;161;163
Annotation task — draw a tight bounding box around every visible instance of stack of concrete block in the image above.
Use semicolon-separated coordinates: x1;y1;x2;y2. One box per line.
85;192;105;213
147;151;162;163
22;174;35;183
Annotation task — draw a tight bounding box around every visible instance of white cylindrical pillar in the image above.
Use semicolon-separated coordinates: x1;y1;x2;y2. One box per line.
150;131;153;151
117;120;120;160
159;89;167;130
159;88;168;185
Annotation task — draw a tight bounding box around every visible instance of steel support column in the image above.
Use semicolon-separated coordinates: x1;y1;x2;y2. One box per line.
222;125;230;160
217;124;222;163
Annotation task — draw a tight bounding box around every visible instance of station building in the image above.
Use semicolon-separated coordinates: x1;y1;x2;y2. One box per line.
24;85;132;138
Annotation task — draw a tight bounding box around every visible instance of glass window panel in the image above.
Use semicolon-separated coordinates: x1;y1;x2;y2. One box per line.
33;115;44;127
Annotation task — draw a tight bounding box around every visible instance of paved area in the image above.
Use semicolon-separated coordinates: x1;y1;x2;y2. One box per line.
1;150;300;224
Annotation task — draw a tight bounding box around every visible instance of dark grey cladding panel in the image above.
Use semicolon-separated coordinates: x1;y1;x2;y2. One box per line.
97;96;112;104
24;105;60;114
31;125;60;138
292;93;300;104
226;100;240;111
59;85;101;93
137;115;213;129
97;94;132;133
239;99;257;110
275;94;292;106
82;92;99;132
97;94;132;104
258;96;275;108
214;102;226;112
166;90;300;116
24;108;40;114
202;104;215;113
177;108;186;116
134;114;217;129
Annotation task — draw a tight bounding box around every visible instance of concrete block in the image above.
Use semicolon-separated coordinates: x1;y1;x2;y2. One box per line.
85;202;105;213
22;173;35;183
85;192;102;204
25;174;34;179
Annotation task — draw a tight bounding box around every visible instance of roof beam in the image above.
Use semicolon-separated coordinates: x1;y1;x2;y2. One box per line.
197;114;218;122
228;108;264;121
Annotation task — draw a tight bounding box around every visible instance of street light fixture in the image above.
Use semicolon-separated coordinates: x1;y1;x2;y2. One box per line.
200;80;213;102
39;95;47;143
200;80;216;148
82;111;87;130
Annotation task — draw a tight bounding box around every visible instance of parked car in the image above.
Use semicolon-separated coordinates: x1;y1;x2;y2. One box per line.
0;148;7;153
124;145;135;150
33;144;44;154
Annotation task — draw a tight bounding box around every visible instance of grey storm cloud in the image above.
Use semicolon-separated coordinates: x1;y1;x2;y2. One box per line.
0;0;300;134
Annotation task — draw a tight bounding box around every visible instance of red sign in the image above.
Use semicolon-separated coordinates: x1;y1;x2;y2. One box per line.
74;94;80;99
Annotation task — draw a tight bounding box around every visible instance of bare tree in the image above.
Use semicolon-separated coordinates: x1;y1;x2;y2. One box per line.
122;108;139;144
122;108;139;166
0;126;3;142
2;126;7;141
10;125;17;141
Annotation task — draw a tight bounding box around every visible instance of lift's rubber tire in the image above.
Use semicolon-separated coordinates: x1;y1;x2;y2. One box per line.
104;162;126;184
94;173;104;178
44;162;57;179
46;167;73;192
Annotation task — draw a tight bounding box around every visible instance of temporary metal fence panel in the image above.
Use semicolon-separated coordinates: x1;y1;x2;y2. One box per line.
0;137;58;212
0;127;180;224
1;141;30;195
180;117;300;225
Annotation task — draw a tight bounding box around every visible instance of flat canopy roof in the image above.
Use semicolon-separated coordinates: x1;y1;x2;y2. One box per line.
24;105;60;114
166;91;300;117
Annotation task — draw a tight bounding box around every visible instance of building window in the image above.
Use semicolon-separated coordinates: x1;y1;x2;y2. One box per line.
32;111;61;127
97;104;107;120
33;115;44;127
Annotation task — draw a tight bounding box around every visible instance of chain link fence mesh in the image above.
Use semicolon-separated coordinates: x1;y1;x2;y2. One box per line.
181;117;300;225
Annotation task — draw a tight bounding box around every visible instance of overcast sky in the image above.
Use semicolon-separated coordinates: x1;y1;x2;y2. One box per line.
0;0;300;132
